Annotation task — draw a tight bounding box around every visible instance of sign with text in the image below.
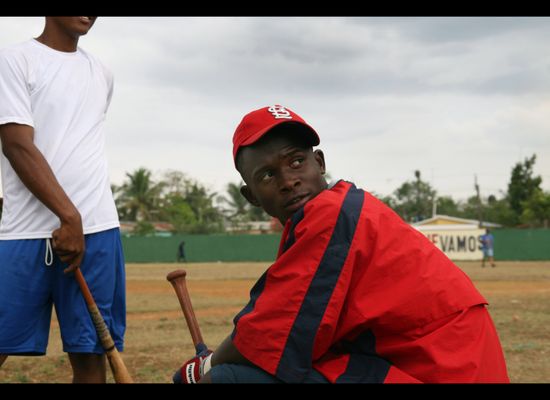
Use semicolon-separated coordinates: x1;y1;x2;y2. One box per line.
415;227;485;260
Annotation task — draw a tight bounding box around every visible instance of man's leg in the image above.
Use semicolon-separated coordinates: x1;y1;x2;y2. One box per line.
0;354;7;367
68;353;106;383
488;248;495;267
205;363;329;383
206;363;282;383
56;229;126;383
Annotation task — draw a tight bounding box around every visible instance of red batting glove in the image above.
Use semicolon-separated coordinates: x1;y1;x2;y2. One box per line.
173;349;213;384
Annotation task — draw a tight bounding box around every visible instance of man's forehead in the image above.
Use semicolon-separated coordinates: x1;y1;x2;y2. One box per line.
239;139;311;176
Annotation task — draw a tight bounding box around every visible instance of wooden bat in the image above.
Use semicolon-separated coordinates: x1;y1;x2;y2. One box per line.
166;269;206;353
74;269;134;383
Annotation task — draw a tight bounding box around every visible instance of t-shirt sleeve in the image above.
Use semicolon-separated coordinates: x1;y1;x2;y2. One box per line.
0;49;34;127
231;183;364;383
104;65;114;113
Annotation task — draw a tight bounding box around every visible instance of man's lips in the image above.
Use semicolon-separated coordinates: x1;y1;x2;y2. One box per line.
79;17;95;24
284;194;310;212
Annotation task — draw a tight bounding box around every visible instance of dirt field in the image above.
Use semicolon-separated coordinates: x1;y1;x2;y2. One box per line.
1;261;549;383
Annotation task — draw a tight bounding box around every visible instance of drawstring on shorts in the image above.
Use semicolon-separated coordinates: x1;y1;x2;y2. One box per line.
45;238;53;266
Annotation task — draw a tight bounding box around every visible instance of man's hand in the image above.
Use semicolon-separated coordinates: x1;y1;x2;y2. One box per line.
173;348;214;384
52;212;85;274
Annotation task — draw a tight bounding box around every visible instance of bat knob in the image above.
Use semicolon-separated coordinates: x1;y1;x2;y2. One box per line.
167;269;187;282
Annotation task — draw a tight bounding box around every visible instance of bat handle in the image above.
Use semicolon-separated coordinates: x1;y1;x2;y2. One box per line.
74;269;134;383
194;342;208;355
167;270;205;348
75;269;115;350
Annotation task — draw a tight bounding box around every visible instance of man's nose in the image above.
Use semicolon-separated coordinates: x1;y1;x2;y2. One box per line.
278;169;300;192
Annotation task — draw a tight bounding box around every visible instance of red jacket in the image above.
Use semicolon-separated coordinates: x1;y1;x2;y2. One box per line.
232;180;509;383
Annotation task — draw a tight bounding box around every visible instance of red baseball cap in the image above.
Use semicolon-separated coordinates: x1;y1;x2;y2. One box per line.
232;105;320;167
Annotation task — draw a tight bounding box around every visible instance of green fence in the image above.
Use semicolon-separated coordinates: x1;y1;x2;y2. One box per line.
121;233;281;263
121;229;550;263
494;229;550;261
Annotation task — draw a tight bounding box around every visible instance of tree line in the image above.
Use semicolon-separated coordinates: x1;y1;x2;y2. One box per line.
110;154;548;234
378;154;549;228
111;169;270;235
0;155;547;233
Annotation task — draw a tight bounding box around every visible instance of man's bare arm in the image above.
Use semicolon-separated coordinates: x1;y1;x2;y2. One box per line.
0;123;84;272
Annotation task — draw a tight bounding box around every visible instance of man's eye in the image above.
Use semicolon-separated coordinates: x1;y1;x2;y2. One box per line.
261;171;274;181
291;158;304;168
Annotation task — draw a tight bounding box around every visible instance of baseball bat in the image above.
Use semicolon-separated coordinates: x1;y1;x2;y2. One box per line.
166;269;206;353
74;269;134;383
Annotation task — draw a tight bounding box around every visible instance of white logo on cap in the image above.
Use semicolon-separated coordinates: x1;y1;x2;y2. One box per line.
268;105;293;119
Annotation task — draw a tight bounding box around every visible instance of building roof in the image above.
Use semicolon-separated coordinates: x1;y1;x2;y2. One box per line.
412;214;502;228
225;220;274;234
120;221;175;234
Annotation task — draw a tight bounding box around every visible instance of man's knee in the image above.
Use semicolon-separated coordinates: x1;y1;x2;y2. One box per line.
68;353;106;383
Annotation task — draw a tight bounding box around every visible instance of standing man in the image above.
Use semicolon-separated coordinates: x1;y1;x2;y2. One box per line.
177;240;187;263
0;17;126;383
481;228;496;268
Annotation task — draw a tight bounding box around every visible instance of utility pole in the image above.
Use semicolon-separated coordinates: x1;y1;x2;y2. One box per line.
474;174;483;228
431;168;436;218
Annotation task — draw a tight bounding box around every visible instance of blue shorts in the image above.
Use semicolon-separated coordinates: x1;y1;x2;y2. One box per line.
0;228;126;356
483;248;494;258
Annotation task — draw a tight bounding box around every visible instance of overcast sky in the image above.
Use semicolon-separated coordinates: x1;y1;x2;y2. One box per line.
1;17;549;202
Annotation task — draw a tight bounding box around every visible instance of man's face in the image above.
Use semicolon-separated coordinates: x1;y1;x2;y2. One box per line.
48;17;97;37
238;131;328;225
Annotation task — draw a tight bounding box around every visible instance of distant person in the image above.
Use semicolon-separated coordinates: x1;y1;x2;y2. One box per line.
481;228;496;268
0;17;126;383
173;105;509;383
177;240;187;263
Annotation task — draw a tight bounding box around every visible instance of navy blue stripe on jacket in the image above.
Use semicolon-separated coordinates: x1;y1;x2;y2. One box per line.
335;330;391;383
281;208;305;254
275;183;365;383
231;271;268;340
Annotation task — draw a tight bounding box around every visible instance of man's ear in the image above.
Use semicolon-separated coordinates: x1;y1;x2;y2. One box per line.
313;149;326;175
240;185;261;207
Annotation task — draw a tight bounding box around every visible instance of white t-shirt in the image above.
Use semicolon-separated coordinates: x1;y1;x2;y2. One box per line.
0;39;119;239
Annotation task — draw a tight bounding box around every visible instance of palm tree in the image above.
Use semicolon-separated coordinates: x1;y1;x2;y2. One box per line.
220;182;249;219
114;167;164;221
219;181;270;223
